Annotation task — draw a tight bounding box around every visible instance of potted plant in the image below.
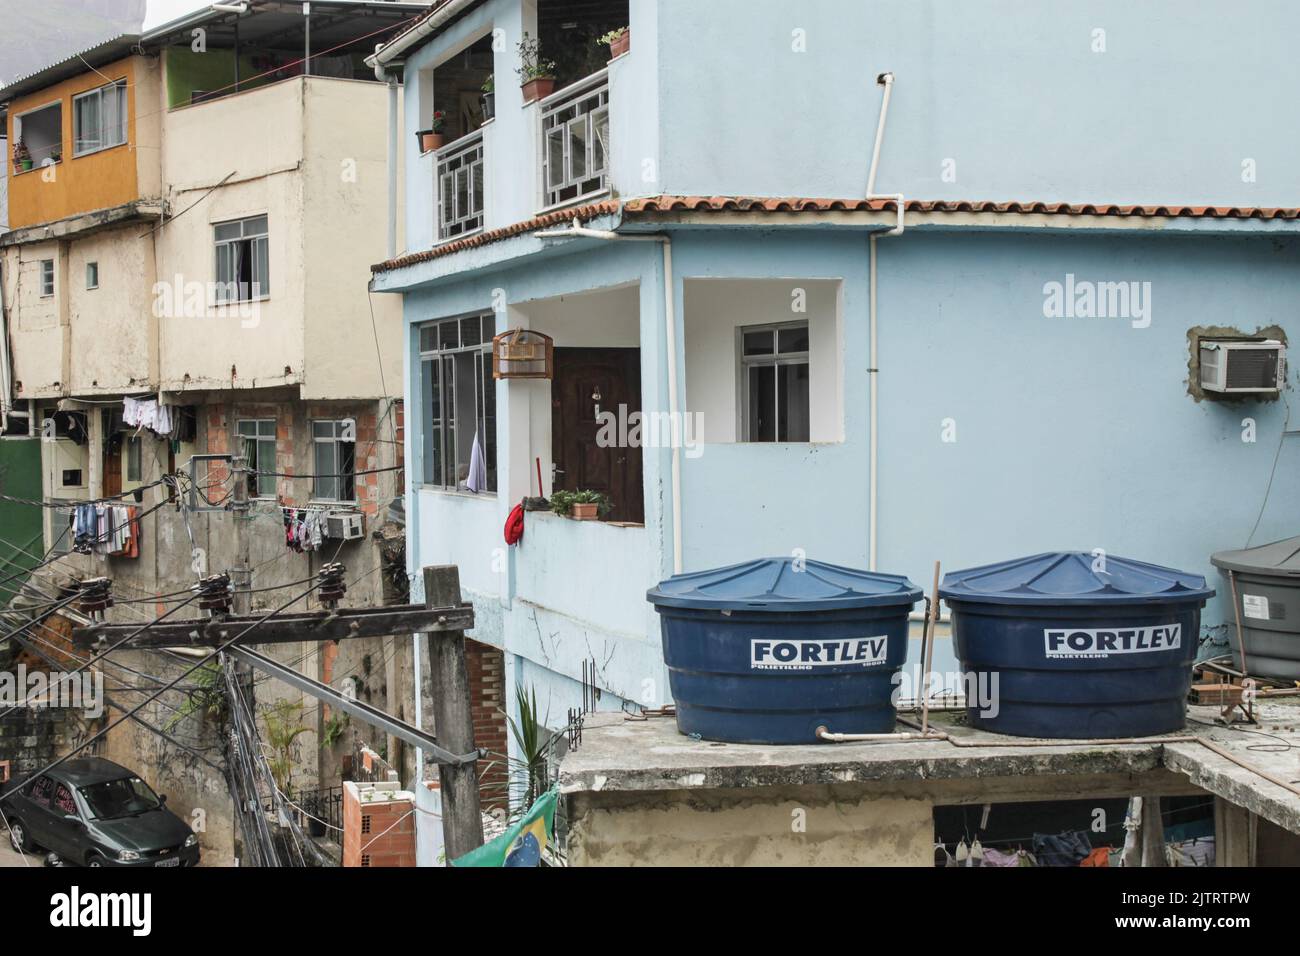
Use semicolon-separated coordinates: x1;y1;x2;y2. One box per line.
13;139;31;172
515;32;557;104
48;145;62;164
550;488;612;521
481;75;495;121
416;110;447;153
601;26;630;60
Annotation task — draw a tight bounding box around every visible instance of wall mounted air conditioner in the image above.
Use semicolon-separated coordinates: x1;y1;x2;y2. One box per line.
1199;339;1286;395
324;511;366;541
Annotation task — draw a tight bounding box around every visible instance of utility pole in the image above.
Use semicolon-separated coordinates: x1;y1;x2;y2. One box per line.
423;565;484;861
230;454;254;709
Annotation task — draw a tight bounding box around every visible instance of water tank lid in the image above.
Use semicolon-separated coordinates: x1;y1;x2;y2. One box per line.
939;552;1214;606
1211;536;1300;577
646;557;922;612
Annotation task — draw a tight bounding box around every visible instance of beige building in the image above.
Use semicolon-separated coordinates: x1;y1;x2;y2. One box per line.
0;3;428;865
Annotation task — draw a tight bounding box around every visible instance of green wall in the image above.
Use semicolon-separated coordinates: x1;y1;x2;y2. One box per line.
0;438;45;607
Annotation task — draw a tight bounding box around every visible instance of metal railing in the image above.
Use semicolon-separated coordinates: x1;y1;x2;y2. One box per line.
436;130;485;241
540;71;610;209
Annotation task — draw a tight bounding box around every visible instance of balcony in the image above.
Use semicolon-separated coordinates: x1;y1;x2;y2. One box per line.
435;131;485;241
539;71;610;211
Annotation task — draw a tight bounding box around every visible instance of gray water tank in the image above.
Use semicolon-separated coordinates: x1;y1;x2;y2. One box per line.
1210;537;1300;680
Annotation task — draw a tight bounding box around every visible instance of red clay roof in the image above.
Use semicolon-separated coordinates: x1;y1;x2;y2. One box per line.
371;196;1300;275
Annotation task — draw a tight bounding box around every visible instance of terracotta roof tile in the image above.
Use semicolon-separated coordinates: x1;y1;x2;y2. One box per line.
371;196;1300;275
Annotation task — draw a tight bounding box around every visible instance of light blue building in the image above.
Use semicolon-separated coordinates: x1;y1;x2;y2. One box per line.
369;0;1300;756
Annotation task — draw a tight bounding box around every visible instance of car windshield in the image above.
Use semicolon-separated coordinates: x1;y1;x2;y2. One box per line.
78;776;161;820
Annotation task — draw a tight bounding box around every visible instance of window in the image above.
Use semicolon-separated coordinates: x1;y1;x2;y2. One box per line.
52;783;77;817
237;419;277;497
39;259;54;297
419;314;497;492
126;436;141;482
28;775;54;808
739;322;811;442
214;215;269;302
73;80;128;156
312;420;355;502
86;262;99;289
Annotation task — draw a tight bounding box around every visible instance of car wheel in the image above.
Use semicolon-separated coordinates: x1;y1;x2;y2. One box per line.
86;852;105;868
8;820;32;853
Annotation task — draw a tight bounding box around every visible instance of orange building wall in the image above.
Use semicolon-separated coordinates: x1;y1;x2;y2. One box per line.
6;57;146;229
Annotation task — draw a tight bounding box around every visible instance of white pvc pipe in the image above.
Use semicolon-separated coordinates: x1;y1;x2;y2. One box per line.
816;725;948;743
864;71;903;571
536;219;684;574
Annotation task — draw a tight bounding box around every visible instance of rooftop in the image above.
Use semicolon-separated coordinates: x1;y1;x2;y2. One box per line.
560;700;1300;836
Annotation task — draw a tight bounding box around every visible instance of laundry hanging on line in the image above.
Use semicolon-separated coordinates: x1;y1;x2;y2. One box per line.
70;503;140;558
283;507;328;552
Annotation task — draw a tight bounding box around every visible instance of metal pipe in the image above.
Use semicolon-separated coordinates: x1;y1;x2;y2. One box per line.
536;218;685;574
303;1;312;78
864;71;904;569
816;725;949;743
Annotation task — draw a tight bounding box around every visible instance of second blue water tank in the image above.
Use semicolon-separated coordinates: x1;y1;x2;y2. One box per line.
940;552;1214;739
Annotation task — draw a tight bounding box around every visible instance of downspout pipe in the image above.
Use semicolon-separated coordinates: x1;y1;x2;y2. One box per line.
536;218;684;575
373;45;399;260
865;71;904;572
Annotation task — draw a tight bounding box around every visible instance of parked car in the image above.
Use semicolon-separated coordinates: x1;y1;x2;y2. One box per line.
2;758;199;867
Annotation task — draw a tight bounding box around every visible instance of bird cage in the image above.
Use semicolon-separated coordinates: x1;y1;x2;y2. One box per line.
492;329;553;379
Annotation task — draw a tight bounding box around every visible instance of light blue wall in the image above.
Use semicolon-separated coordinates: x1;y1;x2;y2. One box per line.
654;0;1300;205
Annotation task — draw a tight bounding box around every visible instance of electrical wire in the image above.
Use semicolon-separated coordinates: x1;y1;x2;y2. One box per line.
0;578;325;805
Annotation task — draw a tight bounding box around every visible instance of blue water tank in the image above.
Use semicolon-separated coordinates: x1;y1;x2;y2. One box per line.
647;558;922;744
940;552;1215;739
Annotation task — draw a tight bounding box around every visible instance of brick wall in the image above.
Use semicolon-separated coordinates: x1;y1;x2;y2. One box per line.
342;779;416;867
466;638;507;811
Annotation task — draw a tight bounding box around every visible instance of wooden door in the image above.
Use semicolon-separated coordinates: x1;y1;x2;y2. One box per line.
551;348;643;524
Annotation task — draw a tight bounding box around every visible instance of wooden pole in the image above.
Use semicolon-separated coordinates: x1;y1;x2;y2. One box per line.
422;566;484;861
1228;570;1251;677
921;560;940;735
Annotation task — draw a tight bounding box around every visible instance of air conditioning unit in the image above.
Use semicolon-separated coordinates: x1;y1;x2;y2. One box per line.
1199;339;1286;395
324;511;366;541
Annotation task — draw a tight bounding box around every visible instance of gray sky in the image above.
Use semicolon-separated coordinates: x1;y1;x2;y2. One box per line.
144;0;210;30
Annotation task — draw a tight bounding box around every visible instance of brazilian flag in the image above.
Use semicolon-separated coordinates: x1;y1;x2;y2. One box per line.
452;787;558;867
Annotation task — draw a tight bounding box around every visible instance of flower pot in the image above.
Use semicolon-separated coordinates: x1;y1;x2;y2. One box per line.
417;129;445;153
18;159;32;172
609;30;630;59
481;91;495;121
521;76;555;104
570;502;599;520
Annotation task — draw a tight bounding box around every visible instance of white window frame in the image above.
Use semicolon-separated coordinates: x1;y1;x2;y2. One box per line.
418;313;497;493
85;261;99;290
72;79;128;158
39;259;54;297
737;320;812;443
213;215;270;303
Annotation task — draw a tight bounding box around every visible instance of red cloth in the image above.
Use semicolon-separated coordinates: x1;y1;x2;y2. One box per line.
504;502;525;545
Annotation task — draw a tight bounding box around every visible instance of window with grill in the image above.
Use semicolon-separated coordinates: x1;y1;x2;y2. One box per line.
73;79;127;156
739;322;811;443
541;80;609;208
419;314;497;493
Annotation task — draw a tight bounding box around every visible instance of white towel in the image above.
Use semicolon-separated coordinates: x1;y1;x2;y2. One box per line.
466;430;487;493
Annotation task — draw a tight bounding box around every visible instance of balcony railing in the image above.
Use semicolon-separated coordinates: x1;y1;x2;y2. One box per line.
436;130;485;241
540;71;610;210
